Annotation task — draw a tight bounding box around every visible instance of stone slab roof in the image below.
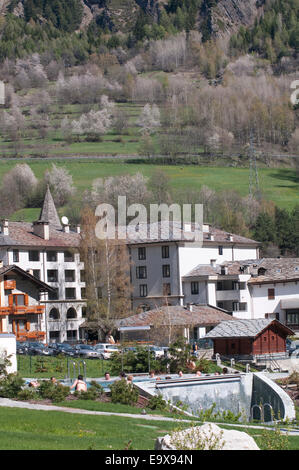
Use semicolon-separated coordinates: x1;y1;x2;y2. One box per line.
124;222;259;246
0;222;80;248
117;304;233;328
205;318;294;339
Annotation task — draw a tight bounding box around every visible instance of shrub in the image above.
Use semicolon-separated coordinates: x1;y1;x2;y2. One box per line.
0;373;25;398
75;381;104;401
147;394;168;411
110;379;139;405
38;380;70;402
17;389;38;401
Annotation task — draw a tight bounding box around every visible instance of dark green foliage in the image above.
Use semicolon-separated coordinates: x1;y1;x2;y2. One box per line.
74;381;104;400
23;0;83;32
38;380;70;402
0;373;25;398
167;337;194;373
110;378;139;405
109;347;163;375
147;394;168;410
229;0;299;61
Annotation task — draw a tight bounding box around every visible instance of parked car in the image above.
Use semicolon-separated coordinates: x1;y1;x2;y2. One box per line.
149;345;165;359
16;341;29;355
72;344;102;359
94;343;119;360
27;342;54;356
286;339;299;356
48;343;76;357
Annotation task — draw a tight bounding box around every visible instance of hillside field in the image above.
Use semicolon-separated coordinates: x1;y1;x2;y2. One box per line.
1;159;298;223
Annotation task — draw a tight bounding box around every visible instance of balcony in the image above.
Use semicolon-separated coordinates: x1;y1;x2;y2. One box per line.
216;290;242;302
17;330;46;341
0;305;45;316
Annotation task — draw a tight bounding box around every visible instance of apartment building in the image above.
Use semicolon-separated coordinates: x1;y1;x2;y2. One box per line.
127;221;260;312
183;258;299;331
0;187;86;343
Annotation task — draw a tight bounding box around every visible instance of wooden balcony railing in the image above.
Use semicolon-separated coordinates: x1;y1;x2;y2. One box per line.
17;331;46;341
0;305;45;316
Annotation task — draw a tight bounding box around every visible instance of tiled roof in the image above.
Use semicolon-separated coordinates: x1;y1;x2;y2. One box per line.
247;258;299;284
183;258;299;282
0;222;80;248
124;221;259;246
205;318;294;338
183;264;218;278
117;304;233;328
0;265;54;291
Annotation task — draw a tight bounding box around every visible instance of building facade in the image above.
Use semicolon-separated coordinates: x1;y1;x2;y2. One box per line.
0;264;53;341
183;258;299;331
0;187;86;343
128;222;260;312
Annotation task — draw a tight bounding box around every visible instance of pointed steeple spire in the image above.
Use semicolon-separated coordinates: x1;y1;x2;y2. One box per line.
38;185;62;229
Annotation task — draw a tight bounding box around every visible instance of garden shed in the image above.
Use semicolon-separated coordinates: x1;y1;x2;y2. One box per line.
205;318;294;360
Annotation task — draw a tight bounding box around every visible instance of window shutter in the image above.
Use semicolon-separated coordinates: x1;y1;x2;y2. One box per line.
24;294;29;306
8;294;13;306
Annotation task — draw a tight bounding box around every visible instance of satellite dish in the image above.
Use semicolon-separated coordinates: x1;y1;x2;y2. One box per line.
61;216;69;225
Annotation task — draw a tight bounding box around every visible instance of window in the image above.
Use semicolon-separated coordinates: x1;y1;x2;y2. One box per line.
49;308;59;320
67;308;77;319
81;288;86;299
64;251;74;262
162;264;170;278
65;270;75;282
162;246;169;258
47;251;57;262
47;270;58;283
29;251;40;262
48;288;59;301
138;247;146;260
136;266;147;279
65;288;76;300
80;270;85;282
268;288;275;300
13;250;19;263
191;281;199;295
218;246;223;255
12;294;25;306
163;283;171;296
33;270;40;280
139;284;147;297
82;307;87;318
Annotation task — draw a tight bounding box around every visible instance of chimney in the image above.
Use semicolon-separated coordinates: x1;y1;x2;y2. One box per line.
2;220;9;236
210;259;216;268
63;224;70;233
75;225;81;234
27;269;34;276
187;303;193;312
0;260;3;268
227;234;234;242
33;221;49;240
208;233;214;241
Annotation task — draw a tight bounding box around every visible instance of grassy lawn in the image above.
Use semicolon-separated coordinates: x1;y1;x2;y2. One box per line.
0;160;297;217
0;406;298;450
17;354;112;379
0;406;185;450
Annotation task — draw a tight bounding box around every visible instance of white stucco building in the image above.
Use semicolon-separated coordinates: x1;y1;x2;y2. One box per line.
183;258;299;332
127;222;260;312
0;187;86;343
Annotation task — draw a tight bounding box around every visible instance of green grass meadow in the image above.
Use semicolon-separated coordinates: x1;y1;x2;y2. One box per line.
1;159;298;224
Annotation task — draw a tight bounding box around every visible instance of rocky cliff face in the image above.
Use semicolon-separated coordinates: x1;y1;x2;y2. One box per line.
209;0;266;38
1;0;267;37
